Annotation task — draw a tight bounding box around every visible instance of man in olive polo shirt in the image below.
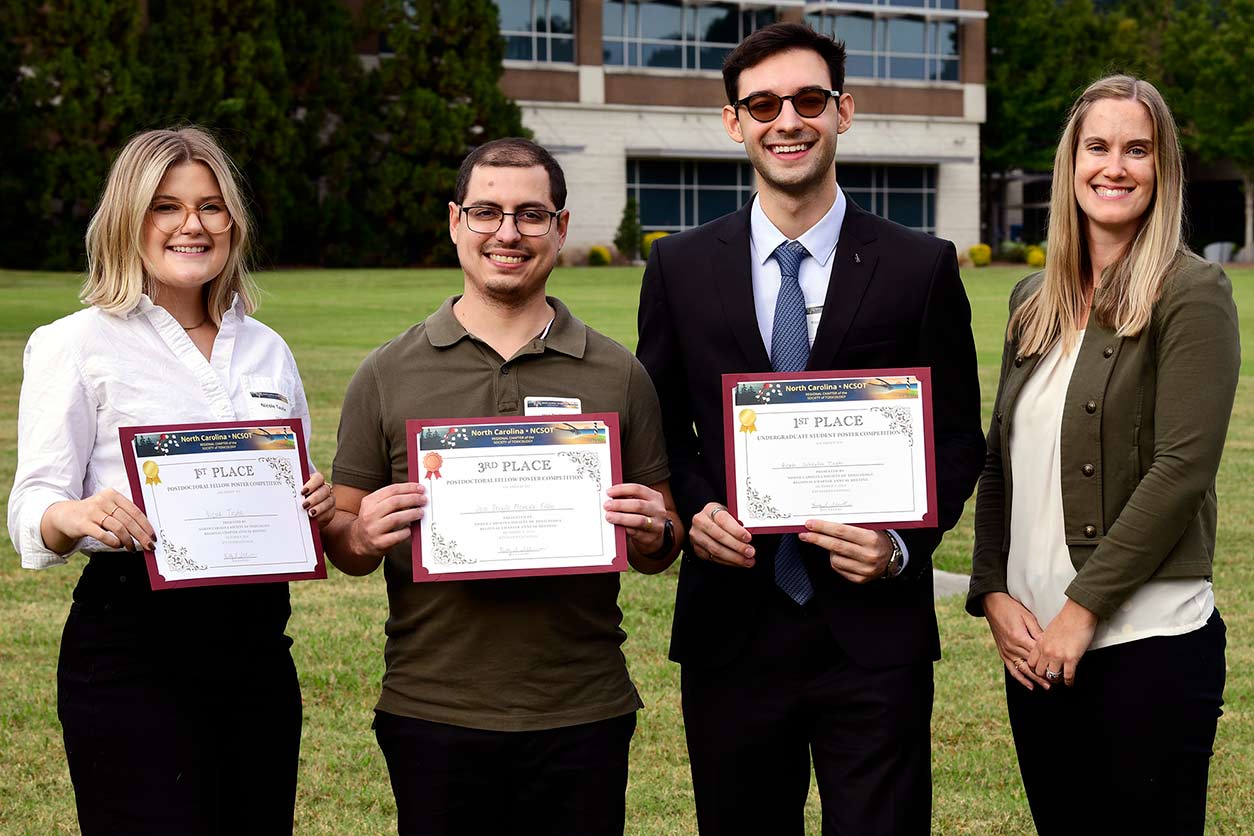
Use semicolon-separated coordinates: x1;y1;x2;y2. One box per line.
322;138;682;836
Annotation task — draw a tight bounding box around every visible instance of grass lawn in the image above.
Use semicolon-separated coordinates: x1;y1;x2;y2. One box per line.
1;265;1251;834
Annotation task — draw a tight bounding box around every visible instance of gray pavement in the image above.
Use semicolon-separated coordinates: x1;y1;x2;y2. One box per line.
933;569;970;600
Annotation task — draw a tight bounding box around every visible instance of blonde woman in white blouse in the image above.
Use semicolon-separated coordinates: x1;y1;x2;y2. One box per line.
8;127;334;835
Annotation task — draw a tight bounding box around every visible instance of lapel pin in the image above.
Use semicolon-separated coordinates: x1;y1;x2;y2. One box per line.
854;253;861;264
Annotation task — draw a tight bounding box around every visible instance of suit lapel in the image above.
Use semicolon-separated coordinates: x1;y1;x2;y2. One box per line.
715;203;771;370
808;201;878;367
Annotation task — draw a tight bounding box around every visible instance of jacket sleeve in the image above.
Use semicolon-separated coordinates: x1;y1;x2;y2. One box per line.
966;336;1017;615
636;239;718;526
894;240;984;579
1065;261;1240;618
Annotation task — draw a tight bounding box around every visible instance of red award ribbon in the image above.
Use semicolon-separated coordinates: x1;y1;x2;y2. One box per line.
423;452;444;480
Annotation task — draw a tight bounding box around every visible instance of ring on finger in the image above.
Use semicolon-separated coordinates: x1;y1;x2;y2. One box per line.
1013;659;1024;670
709;506;724;522
644;516;654;531
1045;669;1062;681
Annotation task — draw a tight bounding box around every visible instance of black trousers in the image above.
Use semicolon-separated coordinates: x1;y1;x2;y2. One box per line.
57;553;302;836
1006;609;1226;836
681;593;933;836
373;709;636;836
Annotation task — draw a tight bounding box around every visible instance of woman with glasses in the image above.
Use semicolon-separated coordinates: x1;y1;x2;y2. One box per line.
967;76;1238;835
8;127;335;835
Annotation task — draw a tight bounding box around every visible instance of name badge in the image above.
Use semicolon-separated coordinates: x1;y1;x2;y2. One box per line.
524;396;582;415
806;304;824;345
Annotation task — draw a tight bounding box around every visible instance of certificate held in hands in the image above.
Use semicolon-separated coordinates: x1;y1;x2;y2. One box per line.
406;414;628;582
723;368;937;534
119;419;326;590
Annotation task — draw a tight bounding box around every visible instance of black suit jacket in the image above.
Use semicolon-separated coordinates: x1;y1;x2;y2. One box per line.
637;198;984;670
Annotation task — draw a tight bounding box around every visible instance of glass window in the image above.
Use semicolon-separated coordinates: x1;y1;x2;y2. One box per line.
494;0;575;64
639;1;682;39
935;21;959;56
699;190;740;224
887;18;925;54
811;11;962;81
643;43;683;68
628;159;755;234
504;35;533;61
836;14;875;52
603;0;623;37
840;165;937;234
604;2;774;70
932;58;959;82
640;188;683;227
550;0;572;34
699;5;737;44
497;0;532;31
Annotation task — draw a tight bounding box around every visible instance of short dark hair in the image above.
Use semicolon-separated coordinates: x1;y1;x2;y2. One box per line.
722;23;847;106
453;137;567;210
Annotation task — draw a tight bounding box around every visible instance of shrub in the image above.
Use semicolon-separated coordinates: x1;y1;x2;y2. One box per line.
1025;245;1046;268
999;240;1027;263
642;231;669;260
614;197;642;261
969;243;992;267
587;245;612;266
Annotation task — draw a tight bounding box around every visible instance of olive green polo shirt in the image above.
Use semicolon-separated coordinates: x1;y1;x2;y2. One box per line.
333;296;669;732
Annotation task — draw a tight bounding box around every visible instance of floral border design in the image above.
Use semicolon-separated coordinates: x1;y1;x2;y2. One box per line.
431;528;475;565
745;478;787;519
258;456;297;496
559;451;602;491
871;406;914;447
161;529;207;572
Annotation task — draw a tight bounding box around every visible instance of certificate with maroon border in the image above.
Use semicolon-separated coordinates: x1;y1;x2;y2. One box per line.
406;414;628;582
118;419;326;590
723;369;937;534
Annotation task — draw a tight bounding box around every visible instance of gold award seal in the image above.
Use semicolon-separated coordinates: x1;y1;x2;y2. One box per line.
422;451;444;480
142;461;161;485
738;409;757;433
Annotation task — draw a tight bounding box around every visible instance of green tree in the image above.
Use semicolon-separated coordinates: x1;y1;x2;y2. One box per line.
981;0;1148;243
138;0;300;266
614;197;642;262
0;0;144;269
273;0;372;266
360;0;527;265
1164;0;1254;259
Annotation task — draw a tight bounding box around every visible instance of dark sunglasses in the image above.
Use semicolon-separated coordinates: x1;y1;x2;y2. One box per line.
733;87;841;123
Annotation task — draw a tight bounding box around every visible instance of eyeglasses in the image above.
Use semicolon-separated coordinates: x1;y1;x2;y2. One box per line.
148;201;234;234
459;205;562;237
733;87;841;123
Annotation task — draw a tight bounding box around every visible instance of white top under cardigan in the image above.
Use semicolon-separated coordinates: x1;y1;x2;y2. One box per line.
1006;331;1213;650
8;294;313;570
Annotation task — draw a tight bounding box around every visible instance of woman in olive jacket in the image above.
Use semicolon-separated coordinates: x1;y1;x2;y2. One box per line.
967;75;1239;835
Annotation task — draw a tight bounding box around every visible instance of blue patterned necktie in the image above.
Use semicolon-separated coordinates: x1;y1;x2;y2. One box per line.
770;240;815;605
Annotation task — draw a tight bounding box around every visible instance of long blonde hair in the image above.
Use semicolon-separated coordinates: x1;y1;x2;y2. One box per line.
83;127;257;322
1010;75;1185;356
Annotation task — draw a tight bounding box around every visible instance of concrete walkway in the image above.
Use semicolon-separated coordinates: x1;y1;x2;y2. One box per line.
933;569;970;600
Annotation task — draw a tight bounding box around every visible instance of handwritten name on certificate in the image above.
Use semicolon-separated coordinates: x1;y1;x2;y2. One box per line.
406;414;628;582
723;369;938;534
119;420;325;590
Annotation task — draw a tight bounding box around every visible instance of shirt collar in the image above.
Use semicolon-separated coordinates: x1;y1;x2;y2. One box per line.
124;291;244;322
749;186;846;267
426;295;587;359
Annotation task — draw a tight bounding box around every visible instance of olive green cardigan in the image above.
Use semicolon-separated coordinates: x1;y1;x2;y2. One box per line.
967;252;1240;619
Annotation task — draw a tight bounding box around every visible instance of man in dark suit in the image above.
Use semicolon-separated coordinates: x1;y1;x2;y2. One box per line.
636;23;984;836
